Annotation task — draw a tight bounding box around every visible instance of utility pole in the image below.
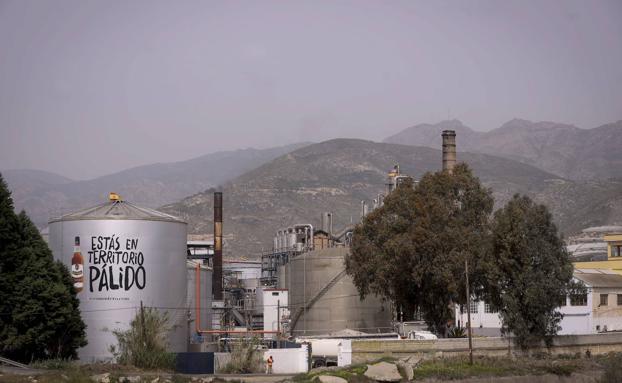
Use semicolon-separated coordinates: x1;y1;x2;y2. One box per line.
465;259;473;365
277;299;281;349
140;300;146;343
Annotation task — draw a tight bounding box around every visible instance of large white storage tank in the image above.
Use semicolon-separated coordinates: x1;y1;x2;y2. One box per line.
48;194;188;362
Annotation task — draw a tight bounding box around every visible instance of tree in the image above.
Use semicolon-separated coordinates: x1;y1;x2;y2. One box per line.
484;194;575;349
345;164;494;335
0;173;86;362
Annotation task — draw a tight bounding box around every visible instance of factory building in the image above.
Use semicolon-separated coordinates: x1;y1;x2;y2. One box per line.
573;233;622;274
567;226;622;262
455;269;622;335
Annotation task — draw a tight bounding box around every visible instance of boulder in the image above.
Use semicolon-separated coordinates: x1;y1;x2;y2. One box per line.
318;375;348;383
396;361;413;381
364;362;402;382
90;373;111;383
120;377;141;383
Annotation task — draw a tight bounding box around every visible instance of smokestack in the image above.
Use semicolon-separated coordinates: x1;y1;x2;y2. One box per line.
442;130;457;174
213;192;223;300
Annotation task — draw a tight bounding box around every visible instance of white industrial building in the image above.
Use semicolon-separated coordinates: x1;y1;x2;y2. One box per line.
255;287;289;339
455;269;622;336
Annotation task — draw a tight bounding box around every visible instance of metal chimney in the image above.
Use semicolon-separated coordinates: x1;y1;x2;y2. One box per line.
442;130;457;174
213;192;223;300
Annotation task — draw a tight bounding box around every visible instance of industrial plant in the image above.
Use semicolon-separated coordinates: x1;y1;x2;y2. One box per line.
43;129;622;373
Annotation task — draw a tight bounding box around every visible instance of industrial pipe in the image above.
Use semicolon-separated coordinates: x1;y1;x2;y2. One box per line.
194;264;279;335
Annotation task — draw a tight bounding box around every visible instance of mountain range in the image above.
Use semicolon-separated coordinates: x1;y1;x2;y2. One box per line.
2;143;307;228
160;139;622;258
384;119;622;180
3;118;621;258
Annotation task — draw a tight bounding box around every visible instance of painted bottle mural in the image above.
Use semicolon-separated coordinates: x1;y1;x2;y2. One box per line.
71;236;84;292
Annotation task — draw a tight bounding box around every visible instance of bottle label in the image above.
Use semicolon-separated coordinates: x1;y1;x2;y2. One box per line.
72;263;84;277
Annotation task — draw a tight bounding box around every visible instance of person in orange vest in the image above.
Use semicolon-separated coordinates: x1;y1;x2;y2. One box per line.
266;355;274;374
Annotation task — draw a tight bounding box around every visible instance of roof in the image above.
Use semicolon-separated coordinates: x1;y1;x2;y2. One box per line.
574;271;622;288
583;226;622;234
49;200;186;224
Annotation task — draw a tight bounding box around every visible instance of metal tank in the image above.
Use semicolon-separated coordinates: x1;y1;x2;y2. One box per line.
278;247;392;335
187;260;212;351
48;194;188;362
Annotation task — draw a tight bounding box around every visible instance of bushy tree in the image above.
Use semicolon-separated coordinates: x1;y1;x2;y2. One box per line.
484;194;576;349
0;173;86;362
345;164;493;335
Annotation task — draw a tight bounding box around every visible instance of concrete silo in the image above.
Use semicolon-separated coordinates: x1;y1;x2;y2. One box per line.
48;193;188;362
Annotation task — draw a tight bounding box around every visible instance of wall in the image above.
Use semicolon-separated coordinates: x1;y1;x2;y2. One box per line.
592;286;622;332
558;289;593;335
349;333;622;364
454;301;502;336
455;293;598;336
263;344;310;374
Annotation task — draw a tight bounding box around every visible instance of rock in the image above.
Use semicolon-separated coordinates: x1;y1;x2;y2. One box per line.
364;362;402;382
120;377;141;383
318;376;348;383
151;378;160;383
397;361;414;381
200;378;213;383
90;373;111;383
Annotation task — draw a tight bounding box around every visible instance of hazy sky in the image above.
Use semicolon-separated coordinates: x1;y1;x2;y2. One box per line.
1;0;621;180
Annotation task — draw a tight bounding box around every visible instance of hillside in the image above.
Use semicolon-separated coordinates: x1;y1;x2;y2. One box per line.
161;139;622;258
383;119;622;180
2;143;308;228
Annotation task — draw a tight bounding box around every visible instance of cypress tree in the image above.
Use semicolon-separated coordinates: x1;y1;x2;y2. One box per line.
0;173;86;362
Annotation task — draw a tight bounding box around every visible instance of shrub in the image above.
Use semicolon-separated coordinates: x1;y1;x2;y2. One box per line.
600;352;622;383
447;327;466;338
221;337;264;374
109;306;175;369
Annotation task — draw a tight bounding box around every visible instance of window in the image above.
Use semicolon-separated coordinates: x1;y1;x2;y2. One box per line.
571;293;588;306
271;292;279;296
559;295;567;307
484;303;497;313
470;301;478;314
600;294;609;306
618;294;622;306
612;245;622;258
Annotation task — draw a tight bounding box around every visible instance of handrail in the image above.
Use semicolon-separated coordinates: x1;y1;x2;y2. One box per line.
0;356;28;369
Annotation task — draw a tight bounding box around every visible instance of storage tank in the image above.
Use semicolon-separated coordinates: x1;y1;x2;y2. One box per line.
278;247;391;335
187;260;212;351
48;194;188;362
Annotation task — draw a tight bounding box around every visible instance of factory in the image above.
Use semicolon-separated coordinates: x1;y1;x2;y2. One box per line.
46;130;459;364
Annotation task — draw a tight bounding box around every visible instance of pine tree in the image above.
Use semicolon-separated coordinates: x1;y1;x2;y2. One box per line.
0;173;86;362
485;194;575;349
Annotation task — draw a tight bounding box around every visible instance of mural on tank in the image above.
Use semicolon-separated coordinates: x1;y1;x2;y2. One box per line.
85;235;147;294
